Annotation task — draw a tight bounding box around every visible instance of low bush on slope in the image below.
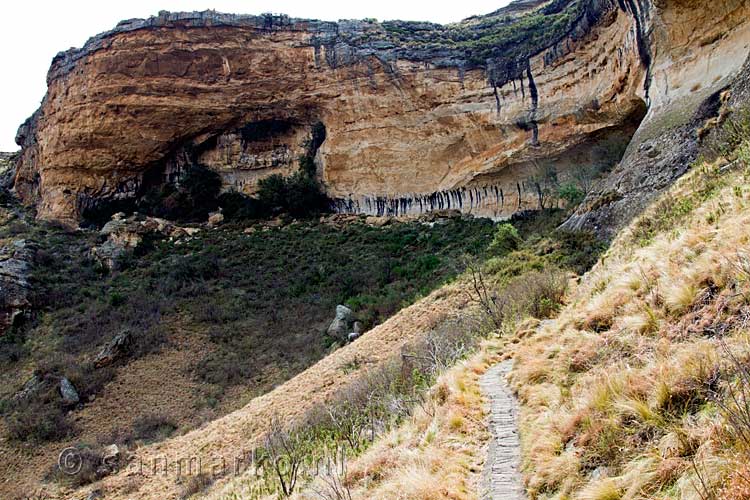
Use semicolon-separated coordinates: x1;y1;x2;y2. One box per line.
272;112;750;500
0;214;495;448
210;211;606;499
510;117;750;499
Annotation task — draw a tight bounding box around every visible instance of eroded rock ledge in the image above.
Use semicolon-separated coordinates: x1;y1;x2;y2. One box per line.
12;0;750;232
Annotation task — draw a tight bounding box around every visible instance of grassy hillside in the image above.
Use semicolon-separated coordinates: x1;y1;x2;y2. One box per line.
200;109;750;500
0;209;497;495
509;119;750;498
8;101;748;500
202;210;604;500
287;113;750;500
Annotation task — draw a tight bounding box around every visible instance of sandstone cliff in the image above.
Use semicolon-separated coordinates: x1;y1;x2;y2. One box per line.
563;0;750;237
12;0;750;231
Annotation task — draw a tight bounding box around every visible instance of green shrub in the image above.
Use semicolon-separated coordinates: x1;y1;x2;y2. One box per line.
48;444;109;487
3;385;72;443
488;223;521;257
109;292;126;307
469;264;568;328
180;165;223;210
139;165;222;222
256;172;330;218
558;182;585;208
219;170;330;222
256;174;288;211
468;210;607;329
217;191;264;220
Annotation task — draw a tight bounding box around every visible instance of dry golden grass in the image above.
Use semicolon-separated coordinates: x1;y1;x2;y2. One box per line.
51;145;750;500
196;304;506;500
509;153;750;499
197;339;503;500
291;341;504;500
53;281;475;500
578;478;623;500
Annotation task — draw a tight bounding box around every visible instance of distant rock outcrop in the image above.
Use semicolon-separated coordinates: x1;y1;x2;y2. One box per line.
94;330;133;368
90;212;200;269
561;0;750;238
0;239;35;334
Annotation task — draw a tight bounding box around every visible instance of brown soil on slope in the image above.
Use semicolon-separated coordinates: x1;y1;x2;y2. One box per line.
0;325;209;499
8;280;470;499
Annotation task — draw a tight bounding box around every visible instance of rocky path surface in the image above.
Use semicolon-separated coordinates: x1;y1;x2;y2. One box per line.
480;360;526;500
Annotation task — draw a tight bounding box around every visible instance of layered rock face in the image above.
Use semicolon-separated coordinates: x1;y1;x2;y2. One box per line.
563;0;750;236
12;0;750;228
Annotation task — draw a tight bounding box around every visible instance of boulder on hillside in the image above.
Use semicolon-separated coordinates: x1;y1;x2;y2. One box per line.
319;214;362;228
365;216;393;227
327;305;358;341
207;211;224;227
59;377;80;406
90;213;200;269
94;330;133;368
102;444;121;463
12;374;44;402
418;209;462;225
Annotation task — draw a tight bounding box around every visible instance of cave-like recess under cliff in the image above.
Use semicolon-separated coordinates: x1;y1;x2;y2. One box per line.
11;0;750;234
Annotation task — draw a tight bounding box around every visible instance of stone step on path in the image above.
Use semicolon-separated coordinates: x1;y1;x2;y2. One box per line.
480;360;526;500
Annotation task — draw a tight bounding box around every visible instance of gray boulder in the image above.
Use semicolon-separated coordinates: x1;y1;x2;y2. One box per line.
100;218;128;236
326;305;356;341
365;216;392;227
102;444;121;463
94;330;132;368
335;305;354;322
60;377;80;405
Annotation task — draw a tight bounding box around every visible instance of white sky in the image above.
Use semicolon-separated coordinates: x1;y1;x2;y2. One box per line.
0;1;511;151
